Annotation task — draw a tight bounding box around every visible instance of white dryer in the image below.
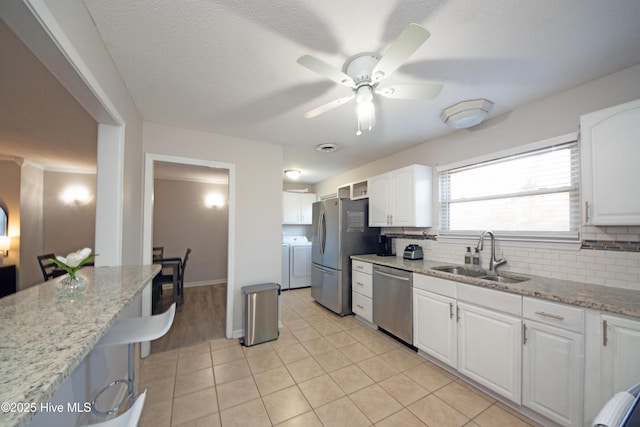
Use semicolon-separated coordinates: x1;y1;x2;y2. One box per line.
282;236;312;289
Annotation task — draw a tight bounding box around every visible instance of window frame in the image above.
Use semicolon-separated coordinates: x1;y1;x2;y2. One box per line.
436;132;581;247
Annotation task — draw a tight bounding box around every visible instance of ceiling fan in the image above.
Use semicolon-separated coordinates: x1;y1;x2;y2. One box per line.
297;23;442;135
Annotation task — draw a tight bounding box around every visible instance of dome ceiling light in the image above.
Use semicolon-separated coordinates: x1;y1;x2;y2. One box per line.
284;169;301;179
441;99;494;129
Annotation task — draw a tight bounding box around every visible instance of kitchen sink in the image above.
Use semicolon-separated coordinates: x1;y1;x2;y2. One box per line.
432;265;529;284
432;265;486;277
479;274;527;284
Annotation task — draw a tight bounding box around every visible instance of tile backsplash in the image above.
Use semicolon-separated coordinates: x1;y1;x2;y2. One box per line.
391;224;640;291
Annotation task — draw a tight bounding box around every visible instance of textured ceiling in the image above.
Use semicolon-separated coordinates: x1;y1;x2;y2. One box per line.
4;1;640;182
82;0;640;184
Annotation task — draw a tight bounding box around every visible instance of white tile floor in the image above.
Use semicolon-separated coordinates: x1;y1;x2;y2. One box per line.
138;288;541;426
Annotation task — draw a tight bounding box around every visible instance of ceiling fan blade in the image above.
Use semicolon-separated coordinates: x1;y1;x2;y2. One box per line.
371;23;430;84
297;55;356;88
376;83;443;100
304;95;354;118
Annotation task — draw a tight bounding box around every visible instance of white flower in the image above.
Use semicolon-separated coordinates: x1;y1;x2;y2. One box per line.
57;248;92;268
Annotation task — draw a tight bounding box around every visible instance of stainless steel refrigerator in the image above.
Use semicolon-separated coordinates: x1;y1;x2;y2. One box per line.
311;198;379;315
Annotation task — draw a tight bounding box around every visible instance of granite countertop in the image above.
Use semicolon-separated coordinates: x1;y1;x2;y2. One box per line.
351;254;640;319
0;265;160;427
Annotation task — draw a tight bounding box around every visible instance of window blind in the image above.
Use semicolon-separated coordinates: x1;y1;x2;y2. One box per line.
439;140;580;238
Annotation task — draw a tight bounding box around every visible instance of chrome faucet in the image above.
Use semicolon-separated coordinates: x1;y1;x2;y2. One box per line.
476;230;506;272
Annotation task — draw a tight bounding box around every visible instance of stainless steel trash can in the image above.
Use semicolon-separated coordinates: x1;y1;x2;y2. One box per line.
242;283;280;346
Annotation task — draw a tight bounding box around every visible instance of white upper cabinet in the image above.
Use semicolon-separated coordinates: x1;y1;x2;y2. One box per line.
282;192;316;224
368;164;432;227
580;99;640;225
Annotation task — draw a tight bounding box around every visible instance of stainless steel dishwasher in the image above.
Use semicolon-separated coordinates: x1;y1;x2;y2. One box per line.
372;264;413;344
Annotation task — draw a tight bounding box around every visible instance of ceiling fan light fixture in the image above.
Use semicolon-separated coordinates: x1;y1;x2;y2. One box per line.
355;86;375;135
284;169;301;179
441;99;494;129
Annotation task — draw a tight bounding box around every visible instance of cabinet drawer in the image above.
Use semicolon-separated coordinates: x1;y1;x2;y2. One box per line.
457;283;522;316
523;297;584;333
352;270;372;298
352;260;373;275
352;291;372;322
413;273;456;298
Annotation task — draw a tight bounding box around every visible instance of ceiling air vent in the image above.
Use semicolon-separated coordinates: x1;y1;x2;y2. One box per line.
316;143;339;153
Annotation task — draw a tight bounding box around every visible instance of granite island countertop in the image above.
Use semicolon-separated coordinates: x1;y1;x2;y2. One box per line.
0;265;160;427
351;254;640;319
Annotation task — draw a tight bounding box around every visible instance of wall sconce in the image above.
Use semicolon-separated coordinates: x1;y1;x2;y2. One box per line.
204;193;225;208
0;236;10;257
61;186;92;205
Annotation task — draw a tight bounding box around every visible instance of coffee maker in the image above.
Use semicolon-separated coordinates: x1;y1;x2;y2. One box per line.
376;235;395;256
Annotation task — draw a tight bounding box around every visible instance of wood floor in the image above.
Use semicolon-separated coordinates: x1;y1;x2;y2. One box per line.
151;283;227;353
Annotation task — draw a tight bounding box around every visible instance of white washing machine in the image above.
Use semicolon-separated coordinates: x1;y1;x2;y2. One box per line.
282;236;312;289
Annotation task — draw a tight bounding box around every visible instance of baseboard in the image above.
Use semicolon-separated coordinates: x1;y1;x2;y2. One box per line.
161;279;226;291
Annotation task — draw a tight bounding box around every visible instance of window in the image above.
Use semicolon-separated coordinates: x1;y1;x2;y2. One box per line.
438;135;579;242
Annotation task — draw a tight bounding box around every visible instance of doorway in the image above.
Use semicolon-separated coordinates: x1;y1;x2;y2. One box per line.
150;161;229;352
142;154;236;347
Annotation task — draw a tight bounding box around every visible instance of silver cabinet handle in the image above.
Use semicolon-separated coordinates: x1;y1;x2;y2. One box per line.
603;320;608;346
355;282;364;286
355;264;364;270
585;201;590;223
534;311;565;320
456;306;460;322
449;302;454;319
523;323;528;345
356;304;364;309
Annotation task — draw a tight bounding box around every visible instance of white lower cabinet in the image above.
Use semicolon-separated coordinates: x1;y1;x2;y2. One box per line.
522;298;585;427
352;261;373;322
600;314;640;401
413;288;457;368
413;274;457;368
413;275;522;404
457;300;522;404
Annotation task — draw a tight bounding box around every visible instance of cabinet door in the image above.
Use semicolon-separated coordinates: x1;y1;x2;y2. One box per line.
581;99;640;225
299;193;316;224
457;301;522;403
601;314;640;401
390;167;415;226
368;174;391;226
282;192;299;224
522;320;584;426
413;288;457;368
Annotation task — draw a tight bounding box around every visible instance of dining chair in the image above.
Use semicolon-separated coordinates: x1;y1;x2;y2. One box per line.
37;253;66;281
152;248;191;310
152;246;164;262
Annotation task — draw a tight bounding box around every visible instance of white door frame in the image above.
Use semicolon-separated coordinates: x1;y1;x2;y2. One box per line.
142;153;235;340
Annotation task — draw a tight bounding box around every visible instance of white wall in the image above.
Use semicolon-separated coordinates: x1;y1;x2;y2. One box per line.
316;64;640;290
143;122;283;336
153;178;228;284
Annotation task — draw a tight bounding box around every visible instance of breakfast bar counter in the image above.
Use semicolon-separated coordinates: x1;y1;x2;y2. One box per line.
0;265;160;427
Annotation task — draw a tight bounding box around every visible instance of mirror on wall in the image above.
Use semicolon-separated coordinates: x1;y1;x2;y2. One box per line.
0;205;7;236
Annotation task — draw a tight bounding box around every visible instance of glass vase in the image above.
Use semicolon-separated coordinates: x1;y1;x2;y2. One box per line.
56;273;88;297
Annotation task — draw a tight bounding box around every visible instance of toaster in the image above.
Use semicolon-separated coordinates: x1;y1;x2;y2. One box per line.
403;244;424;260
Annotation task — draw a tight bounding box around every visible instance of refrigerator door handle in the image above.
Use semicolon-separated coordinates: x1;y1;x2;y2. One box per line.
313;265;336;275
319;209;326;255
